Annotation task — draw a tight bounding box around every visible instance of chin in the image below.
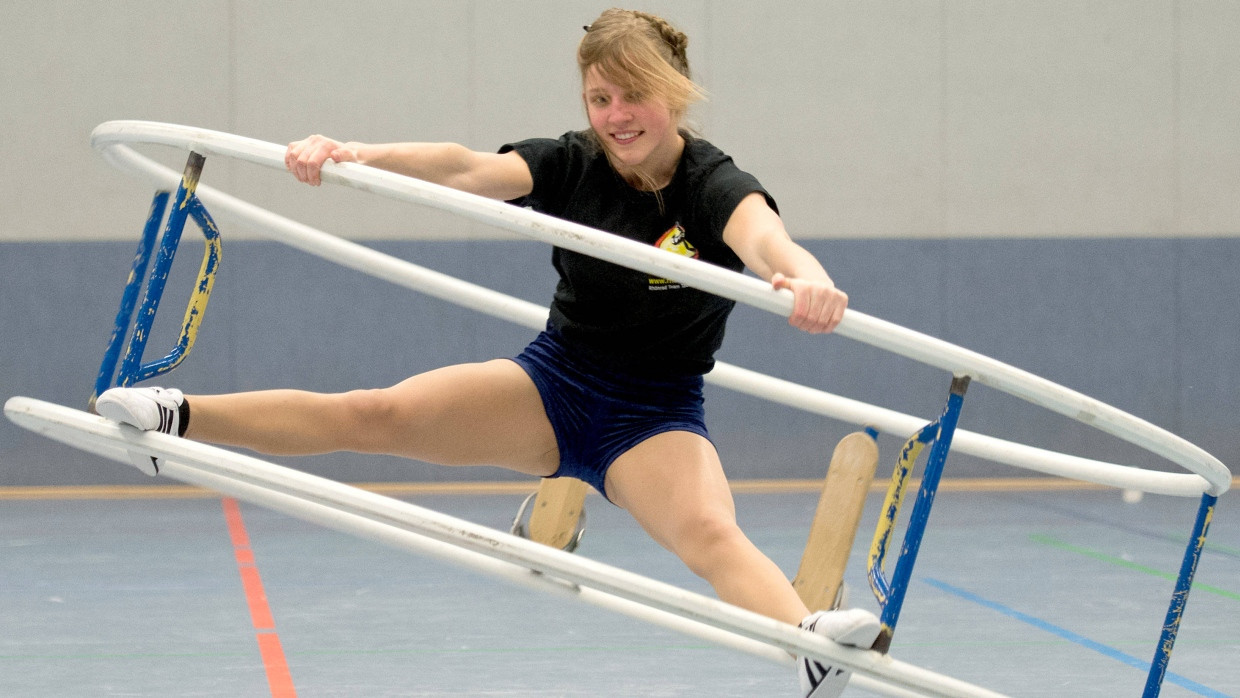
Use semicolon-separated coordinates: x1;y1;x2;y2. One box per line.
612;146;651;167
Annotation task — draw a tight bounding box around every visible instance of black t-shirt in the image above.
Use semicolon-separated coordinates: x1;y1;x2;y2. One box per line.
501;130;776;376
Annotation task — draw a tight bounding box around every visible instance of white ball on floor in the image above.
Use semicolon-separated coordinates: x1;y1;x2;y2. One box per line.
1121;488;1144;503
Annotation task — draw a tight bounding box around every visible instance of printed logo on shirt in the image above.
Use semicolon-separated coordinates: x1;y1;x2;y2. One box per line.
649;223;697;291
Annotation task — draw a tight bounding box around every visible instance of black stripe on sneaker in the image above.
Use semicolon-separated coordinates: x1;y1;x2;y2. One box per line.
805;658;846;694
157;406;173;435
805;658;824;690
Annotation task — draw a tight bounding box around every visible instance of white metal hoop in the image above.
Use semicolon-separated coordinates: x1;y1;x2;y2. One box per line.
86;120;1230;498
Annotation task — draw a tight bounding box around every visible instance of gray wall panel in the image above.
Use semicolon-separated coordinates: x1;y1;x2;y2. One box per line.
1;1;232;242
943;2;1178;237
704;3;944;239
1180;0;1240;233
7;2;1239;242
1;2;1236;487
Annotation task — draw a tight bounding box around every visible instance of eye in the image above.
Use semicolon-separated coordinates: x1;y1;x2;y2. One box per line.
626;91;645;103
590;95;609;107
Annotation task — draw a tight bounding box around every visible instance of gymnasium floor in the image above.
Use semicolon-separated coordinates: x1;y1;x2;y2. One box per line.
1;477;1236;697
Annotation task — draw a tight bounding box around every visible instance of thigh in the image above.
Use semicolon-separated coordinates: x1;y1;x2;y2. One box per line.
603;430;737;553
378;359;558;476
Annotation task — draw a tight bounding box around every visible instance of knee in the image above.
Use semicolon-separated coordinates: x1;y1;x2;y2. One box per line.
672;514;749;579
334;388;412;450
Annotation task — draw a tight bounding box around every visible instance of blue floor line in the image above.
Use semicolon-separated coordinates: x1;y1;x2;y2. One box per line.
921;578;1231;698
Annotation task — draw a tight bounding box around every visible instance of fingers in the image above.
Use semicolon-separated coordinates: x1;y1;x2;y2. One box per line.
284;134;347;186
774;276;848;334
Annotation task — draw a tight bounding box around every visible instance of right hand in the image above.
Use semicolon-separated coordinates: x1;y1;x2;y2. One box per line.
285;134;359;186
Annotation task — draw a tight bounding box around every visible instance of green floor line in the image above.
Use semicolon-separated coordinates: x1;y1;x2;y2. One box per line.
1170;534;1240;558
0;650;255;661
1029;533;1240;601
0;643;722;662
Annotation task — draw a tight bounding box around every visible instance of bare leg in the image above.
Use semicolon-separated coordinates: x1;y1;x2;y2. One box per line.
604;431;809;625
183;359;559;477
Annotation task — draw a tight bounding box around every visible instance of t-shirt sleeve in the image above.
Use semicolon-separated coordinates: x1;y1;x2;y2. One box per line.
498;135;574;215
687;152;778;269
697;161;778;240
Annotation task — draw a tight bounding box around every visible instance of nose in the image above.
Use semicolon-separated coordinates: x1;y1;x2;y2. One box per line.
606;101;633;125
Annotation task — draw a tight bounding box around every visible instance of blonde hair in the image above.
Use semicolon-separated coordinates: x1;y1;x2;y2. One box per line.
578;9;706;117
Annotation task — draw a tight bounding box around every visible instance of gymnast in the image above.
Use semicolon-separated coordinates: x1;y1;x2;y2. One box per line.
97;9;880;696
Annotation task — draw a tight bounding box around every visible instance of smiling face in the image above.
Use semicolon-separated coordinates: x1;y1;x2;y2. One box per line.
583;65;684;187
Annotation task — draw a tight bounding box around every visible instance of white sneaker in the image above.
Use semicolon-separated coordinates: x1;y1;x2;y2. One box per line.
797;608;882;698
96;387;186;476
97;387;185;434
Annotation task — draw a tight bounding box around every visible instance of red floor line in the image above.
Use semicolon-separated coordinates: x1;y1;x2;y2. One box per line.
221;497;297;698
256;632;298;698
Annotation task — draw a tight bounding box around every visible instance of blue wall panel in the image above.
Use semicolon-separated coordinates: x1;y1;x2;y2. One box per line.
1;237;1235;487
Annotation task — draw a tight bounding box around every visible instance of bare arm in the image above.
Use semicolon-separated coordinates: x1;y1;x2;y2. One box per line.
285;134;533;201
722;192;848;334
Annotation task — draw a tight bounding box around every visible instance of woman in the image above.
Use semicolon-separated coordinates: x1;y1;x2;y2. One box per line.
97;9;878;697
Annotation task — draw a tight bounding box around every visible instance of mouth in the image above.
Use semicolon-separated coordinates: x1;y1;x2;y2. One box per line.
611;130;642;146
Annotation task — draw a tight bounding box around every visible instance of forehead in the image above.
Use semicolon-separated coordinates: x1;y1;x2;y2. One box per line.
583;64;634;94
583;66;614;92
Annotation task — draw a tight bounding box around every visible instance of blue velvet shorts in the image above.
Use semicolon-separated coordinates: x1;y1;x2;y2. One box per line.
509;329;710;501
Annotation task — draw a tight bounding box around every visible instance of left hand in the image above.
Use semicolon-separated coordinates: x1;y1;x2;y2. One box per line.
771;273;848;334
